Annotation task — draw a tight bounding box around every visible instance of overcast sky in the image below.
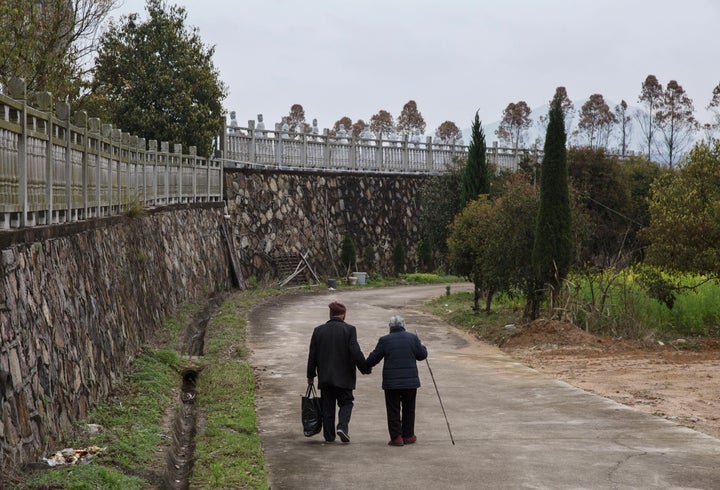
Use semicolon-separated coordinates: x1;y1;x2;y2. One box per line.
111;0;720;137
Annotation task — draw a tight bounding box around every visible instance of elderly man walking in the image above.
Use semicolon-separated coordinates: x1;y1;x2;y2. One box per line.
366;315;427;446
307;301;369;443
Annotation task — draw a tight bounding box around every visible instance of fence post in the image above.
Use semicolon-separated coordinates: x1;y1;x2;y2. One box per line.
121;133;131;207
101;124;112;213
301;131;308;168
111;128;122;212
161;141;169;204
376;134;383;170
248;119;256;163
425;136;433;171
138;137;146;205
73;110;89;221
89;118;101;217
128;134;138;201
8;78;28;227
174;143;182;203
57;101;73;222
323;129;331;168
189;146;197;202
219;115;226;162
274;123;282;167
148;140;158;205
402;134;409;171
350;136;357;170
33;92;54;225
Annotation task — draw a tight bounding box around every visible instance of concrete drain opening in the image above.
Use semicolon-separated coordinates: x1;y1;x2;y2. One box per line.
163;293;225;489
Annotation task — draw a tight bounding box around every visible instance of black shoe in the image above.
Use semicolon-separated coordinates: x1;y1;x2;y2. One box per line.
337;429;350;443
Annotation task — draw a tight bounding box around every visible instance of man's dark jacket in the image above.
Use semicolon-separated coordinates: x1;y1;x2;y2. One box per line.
366;325;428;390
307;317;367;390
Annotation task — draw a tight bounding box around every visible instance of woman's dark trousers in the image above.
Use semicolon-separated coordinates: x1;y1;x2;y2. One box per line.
384;388;417;438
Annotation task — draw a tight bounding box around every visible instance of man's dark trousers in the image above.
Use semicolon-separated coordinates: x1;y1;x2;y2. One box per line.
320;386;354;442
384;388;417;438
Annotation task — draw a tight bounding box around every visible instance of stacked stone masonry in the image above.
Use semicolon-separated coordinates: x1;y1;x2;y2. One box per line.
224;168;427;282
0;204;231;469
0;168;427;470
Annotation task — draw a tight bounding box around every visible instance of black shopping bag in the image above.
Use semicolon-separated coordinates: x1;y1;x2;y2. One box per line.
302;384;323;437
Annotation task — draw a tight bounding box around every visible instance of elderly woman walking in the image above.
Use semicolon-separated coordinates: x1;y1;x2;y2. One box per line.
366;315;428;446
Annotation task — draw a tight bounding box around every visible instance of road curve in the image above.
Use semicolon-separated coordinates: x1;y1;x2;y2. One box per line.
247;284;720;490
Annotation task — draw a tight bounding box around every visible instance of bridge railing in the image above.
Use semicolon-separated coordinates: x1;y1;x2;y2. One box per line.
221;120;543;174
0;78;223;230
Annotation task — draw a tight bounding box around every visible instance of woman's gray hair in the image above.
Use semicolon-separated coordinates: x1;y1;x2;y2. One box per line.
388;315;405;328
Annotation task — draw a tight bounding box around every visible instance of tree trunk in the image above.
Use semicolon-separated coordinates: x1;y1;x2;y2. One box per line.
484;288;495;314
473;284;480;312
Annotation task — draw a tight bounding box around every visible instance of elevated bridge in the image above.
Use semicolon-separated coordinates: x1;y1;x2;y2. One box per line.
221;119;542;175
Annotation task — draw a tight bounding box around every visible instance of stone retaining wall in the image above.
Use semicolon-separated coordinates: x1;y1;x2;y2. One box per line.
0;204;230;469
224;168;427;283
0;168;429;470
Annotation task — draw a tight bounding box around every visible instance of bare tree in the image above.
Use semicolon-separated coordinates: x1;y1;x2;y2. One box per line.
351;119;366;139
369;110;395;138
655;80;697;168
331;116;352;137
536;88;574;146
437;120;462;142
614;100;632;156
555;87;575;135
496;101;532;149
0;0;120;101
636;74;663;160
396;100;426;137
706;82;720;139
287;103;307;132
576;94;616;150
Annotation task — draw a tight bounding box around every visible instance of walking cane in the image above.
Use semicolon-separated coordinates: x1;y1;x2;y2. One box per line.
417;331;455;445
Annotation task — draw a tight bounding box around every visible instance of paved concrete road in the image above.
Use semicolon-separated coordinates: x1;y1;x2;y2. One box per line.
247;284;720;490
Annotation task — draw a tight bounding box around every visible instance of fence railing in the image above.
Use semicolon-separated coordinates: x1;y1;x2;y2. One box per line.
0;78;223;230
221;120;543;174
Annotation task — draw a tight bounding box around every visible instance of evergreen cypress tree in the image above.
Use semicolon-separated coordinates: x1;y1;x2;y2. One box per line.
529;89;574;319
461;111;489;206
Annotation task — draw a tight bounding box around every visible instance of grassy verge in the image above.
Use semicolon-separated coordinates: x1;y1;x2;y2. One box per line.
190;290;275;489
422;290;525;346
15;292;273;490
424;272;720;345
19;348;180;489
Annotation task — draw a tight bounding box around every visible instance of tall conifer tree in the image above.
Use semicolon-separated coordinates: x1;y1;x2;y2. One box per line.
461;111;489;206
529;89;574;319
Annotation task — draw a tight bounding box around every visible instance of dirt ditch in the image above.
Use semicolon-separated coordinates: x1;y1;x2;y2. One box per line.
161;293;226;490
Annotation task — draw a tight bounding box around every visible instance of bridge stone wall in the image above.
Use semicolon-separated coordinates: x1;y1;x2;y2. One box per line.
0;204;231;469
224;168;428;282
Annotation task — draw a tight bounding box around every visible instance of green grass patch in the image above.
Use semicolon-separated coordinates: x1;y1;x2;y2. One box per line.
191;290;273;489
422;291;524;346
363;272;466;287
400;272;466;284
21;464;148;490
566;270;720;339
19;348;180;489
422;272;720;344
